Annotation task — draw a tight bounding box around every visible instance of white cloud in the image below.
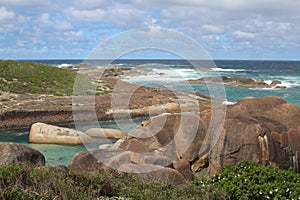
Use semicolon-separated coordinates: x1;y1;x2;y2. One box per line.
66;8;106;22
0;0;52;8
202;24;224;34
0;0;300;59
71;0;109;10
65;3;152;28
0;7;28;33
37;13;73;31
233;31;255;39
0;7;14;23
53;21;73;31
39;13;51;25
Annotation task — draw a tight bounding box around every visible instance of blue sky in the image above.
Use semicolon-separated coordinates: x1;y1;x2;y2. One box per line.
0;0;300;60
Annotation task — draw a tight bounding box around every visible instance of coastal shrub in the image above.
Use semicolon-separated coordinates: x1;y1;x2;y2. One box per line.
0;164;226;200
1;161;300;199
195;160;300;199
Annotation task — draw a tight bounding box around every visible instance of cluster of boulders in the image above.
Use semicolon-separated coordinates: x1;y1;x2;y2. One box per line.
1;96;300;186
65;96;300;184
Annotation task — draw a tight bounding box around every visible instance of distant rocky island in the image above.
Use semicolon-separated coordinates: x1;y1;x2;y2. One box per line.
188;76;286;89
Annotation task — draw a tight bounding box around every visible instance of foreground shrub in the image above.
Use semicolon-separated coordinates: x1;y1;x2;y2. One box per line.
195;160;300;199
0;164;225;200
2;161;300;199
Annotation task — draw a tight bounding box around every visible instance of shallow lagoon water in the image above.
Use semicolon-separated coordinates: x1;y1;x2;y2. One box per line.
0;119;145;166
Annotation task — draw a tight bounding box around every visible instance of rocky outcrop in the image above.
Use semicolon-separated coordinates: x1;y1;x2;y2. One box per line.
188;76;286;89
85;128;127;139
29;122;93;145
0;142;45;166
69;113;207;185
0;78;210;131
204;96;300;176
69;96;300;184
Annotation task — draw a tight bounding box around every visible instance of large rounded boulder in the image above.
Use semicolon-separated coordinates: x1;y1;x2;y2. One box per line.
29;122;93;145
0;142;45;166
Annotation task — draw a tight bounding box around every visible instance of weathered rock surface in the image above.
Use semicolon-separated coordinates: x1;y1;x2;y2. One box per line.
226;96;286;118
69;148;189;185
204;96;300;176
69;149;100;171
119;113;207;161
29;122;93;145
69;148;132;172
173;159;194;182
135;164;187;186
188;76;286;89
85;128;127;139
0;142;45;166
118;163;187;186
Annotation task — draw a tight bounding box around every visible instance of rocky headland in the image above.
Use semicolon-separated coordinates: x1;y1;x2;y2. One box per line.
0;61;211;130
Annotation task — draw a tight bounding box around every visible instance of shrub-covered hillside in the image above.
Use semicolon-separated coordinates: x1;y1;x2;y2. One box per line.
0;60;81;95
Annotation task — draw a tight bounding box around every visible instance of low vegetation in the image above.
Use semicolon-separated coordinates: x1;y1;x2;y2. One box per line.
0;60;92;96
0;160;300;199
0;164;224;200
195;160;300;199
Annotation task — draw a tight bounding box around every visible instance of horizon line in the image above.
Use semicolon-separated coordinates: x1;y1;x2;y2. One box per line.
10;58;300;62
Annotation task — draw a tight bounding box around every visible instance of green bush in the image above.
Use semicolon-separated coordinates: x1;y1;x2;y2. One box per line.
195;160;300;199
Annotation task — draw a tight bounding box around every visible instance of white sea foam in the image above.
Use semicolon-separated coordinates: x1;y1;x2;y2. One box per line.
269;76;300;88
275;82;292;89
57;63;72;68
210;68;245;72
222;100;237;105
125;67;202;82
264;80;273;85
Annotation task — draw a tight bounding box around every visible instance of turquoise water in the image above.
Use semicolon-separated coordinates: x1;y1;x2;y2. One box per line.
121;60;300;106
0;120;144;166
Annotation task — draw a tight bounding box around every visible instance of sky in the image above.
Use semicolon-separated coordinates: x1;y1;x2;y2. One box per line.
0;0;300;60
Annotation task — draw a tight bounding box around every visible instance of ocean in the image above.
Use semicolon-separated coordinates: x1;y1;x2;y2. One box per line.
2;59;300;165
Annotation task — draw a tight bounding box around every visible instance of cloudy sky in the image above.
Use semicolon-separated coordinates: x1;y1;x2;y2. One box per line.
1;0;300;60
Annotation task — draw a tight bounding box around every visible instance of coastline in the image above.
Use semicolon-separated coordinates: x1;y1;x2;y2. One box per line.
0;77;211;131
